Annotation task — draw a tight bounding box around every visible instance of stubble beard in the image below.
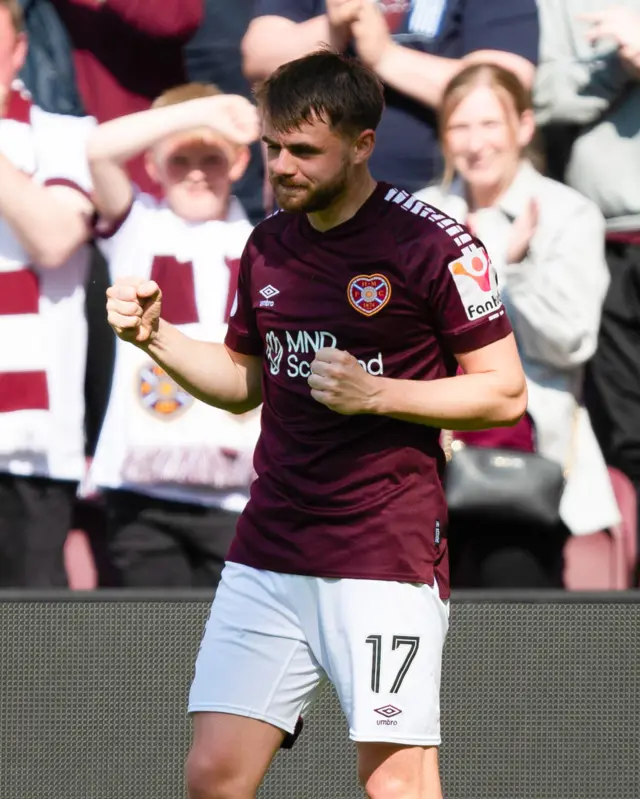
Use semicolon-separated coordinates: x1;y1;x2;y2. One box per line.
272;162;351;214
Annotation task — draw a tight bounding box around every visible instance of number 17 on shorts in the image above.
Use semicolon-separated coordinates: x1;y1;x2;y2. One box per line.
332;579;450;745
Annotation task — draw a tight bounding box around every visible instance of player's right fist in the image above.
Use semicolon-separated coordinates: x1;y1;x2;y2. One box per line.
106;276;162;345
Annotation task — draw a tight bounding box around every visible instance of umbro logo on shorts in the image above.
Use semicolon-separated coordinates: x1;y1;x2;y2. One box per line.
374;704;402;718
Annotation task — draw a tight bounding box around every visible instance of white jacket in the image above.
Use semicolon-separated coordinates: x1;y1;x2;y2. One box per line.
534;0;640;231
416;161;621;535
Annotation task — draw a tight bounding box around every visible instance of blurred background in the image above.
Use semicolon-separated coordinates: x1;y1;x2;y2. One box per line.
1;0;639;795
2;0;638;595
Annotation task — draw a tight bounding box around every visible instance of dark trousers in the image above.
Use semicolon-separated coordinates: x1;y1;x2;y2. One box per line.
0;473;76;587
104;489;239;588
585;241;640;560
448;517;569;589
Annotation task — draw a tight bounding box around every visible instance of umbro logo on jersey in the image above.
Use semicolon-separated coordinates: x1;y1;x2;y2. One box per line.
259;284;279;307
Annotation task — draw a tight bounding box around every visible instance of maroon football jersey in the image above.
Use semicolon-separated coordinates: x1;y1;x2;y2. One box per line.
224;182;512;599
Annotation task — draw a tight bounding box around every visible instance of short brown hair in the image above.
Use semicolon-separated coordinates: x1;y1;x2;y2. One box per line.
152;82;222;109
254;49;384;137
438;63;542;184
0;0;24;34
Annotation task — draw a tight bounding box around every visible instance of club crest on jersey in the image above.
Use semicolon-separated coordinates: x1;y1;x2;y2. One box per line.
347;274;392;316
137;362;193;420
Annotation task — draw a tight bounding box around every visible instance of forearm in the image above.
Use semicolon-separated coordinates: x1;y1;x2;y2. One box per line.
87;99;215;165
242;16;336;81
142;319;261;414
0;155;88;268
102;0;202;38
372;372;527;430
87;99;214;218
374;44;460;107
375;45;535;109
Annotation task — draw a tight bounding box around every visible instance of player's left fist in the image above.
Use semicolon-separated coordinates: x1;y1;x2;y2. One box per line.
307;347;379;415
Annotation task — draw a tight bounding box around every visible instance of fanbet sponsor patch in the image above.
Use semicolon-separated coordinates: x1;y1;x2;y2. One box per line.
448;247;502;321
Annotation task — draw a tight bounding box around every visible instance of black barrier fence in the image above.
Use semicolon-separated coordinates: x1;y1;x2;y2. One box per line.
0;591;639;799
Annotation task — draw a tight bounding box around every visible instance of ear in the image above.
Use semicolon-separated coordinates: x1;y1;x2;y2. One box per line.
228;145;250;183
145;149;162;186
12;32;27;76
517;109;536;150
352;129;376;166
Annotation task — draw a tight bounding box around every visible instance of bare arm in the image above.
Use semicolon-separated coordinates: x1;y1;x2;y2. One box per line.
0;155;92;268
373;44;535;108
242;15;343;81
354;0;535;107
371;335;527;429
87;94;259;222
308;336;527;427
101;0;202;38
106;278;263;414
143;319;262;414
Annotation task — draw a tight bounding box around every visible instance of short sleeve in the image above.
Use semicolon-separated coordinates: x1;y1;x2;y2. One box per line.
427;238;512;354
252;0;322;23
224;242;263;356
461;0;539;64
31;107;97;195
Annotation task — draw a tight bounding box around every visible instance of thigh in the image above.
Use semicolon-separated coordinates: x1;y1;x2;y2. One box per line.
187;712;285;799
105;490;191;587
11;476;76;587
189;563;327;735
314;578;449;746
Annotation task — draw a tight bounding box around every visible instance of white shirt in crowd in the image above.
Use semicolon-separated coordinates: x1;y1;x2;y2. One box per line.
417;160;620;535
90;192;258;512
0;81;94;482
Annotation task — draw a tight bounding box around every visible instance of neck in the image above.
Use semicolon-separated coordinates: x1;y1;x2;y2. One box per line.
467;159;521;211
307;168;377;232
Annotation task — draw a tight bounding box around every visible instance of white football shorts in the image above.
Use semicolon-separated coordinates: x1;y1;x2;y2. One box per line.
188;562;450;745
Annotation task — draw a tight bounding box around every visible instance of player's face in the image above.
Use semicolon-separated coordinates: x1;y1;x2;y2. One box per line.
0;9;26;94
149;133;245;223
263;118;355;214
443;86;534;194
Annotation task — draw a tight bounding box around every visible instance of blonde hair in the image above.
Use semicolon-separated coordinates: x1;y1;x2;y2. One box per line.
438;63;542;186
0;0;24;34
152;82;223;109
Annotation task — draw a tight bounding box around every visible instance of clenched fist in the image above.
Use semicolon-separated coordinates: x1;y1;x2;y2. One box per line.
106;276;162;345
307;347;380;415
205;94;260;146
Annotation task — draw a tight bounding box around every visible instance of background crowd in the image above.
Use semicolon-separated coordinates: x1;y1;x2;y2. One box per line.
1;0;639;592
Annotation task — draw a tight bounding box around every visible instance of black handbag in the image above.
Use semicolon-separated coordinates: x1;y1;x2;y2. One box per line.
442;412;578;529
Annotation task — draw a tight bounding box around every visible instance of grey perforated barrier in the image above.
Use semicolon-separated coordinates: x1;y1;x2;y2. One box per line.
0;592;638;799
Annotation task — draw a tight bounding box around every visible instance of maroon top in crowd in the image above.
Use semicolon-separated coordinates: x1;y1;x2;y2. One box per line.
51;0;202;194
225;182;512;599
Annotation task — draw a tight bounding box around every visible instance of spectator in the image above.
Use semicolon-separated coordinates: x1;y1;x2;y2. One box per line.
87;85;260;587
0;0;96;586
185;0;265;224
534;0;640;547
416;63;620;587
241;0;539;194
17;0;85;116
50;0;203;194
